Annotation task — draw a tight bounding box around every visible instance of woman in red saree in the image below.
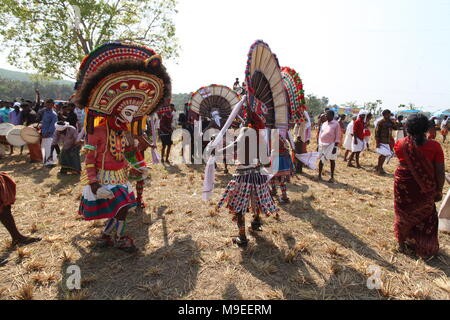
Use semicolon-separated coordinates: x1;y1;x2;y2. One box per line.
394;114;445;259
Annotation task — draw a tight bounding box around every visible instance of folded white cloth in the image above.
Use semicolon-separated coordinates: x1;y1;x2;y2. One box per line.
351;137;366;153
96;187;115;200
295;152;320;170
377;143;394;164
81;183;133;201
318;142;338;162
376;143;393;157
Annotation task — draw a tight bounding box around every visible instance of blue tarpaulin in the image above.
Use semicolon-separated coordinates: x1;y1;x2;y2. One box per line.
398;109;421;113
431;110;450;118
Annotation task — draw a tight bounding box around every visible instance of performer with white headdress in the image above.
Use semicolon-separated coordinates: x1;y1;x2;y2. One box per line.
347;110;368;168
189;84;239;170
75;41;171;253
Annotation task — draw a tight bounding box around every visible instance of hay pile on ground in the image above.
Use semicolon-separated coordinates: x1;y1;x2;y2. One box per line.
0;131;449;300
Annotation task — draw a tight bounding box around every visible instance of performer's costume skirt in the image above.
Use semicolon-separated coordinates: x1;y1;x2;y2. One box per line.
79;168;137;220
272;153;294;183
217;167;279;219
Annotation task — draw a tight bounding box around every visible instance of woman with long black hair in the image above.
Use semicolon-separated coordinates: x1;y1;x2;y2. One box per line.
394;114;445;259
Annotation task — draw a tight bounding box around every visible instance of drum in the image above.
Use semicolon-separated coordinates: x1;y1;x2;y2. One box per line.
21;126;41;144
0;123;13;146
6;125;26;147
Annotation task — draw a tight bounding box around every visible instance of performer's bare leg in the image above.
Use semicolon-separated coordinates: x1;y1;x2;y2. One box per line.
250;194;263;232
113;207;137;253
280;181;290;204
136;180;145;209
97;218;116;247
232;213;248;247
270;180;277;196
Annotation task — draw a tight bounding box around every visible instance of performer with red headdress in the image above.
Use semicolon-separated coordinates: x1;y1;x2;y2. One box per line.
75;42;171;252
213;41;288;247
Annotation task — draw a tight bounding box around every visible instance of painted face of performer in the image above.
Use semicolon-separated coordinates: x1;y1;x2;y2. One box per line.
108;105;139;131
119;105;139;124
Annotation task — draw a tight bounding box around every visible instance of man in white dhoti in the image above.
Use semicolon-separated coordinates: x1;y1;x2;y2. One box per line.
343;115;357;162
348;110;368;169
375;110;398;174
318;110;341;183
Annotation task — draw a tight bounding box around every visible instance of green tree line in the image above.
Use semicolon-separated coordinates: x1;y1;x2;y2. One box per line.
0;78;74;101
0;77;192;110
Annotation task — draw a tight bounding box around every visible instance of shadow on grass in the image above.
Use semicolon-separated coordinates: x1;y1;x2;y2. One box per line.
162;164;186;176
0;154;49;184
285;196;398;274
298;171;374;196
57;211;201;299
0;247;14;268
222;283;243;300
49;173;80;193
423;251;450;277
239;232;378;300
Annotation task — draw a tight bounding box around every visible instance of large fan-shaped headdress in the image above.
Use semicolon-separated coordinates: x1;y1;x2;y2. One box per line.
244;40;289;130
188;84;240;120
74;41;171;134
281;67;307;124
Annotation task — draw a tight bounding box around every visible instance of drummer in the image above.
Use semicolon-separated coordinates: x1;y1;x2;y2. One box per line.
0;124;10;159
0;103;11;124
0;103;14;156
21;103;43;163
9;102;23;155
40;99;58;168
9;102;22;125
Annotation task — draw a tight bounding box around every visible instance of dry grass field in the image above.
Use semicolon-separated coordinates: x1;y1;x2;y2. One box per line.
0;130;449;300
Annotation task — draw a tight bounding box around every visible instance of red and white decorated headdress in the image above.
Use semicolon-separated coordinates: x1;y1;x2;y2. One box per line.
75;41;171;134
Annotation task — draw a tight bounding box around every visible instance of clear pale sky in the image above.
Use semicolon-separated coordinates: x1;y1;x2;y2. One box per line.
1;0;449;111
